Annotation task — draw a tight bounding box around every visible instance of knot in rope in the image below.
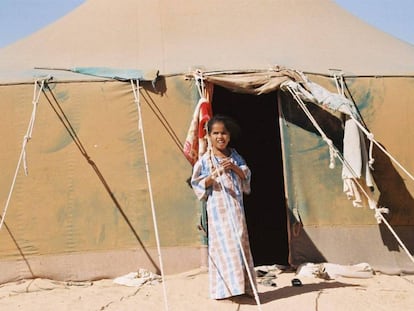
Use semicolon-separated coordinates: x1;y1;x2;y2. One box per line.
0;78;46;230
193;70;206;98
130;80;143;132
331;70;345;96
22;135;31;176
367;133;375;169
324;137;333;147
374;206;389;224
374;209;382;224
323;137;336;169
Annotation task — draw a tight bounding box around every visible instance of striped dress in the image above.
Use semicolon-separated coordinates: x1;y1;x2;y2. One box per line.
191;148;257;299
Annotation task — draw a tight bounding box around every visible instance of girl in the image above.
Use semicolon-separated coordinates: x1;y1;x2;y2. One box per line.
191;115;257;300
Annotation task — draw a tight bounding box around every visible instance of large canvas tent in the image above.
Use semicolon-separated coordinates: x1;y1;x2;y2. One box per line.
0;0;413;284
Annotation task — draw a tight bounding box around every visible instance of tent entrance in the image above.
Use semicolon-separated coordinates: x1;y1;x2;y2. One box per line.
211;85;289;266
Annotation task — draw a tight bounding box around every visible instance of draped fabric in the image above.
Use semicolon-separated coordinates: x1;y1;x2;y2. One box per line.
280;72;375;209
204;67;306;95
342;117;375;208
183;83;214;165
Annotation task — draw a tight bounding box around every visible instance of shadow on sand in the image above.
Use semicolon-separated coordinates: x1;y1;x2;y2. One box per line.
231;280;360;305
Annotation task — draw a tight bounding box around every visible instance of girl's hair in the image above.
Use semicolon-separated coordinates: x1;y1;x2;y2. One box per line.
206;114;241;141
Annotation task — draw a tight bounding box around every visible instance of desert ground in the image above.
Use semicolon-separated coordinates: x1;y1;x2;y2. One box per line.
1;264;413;311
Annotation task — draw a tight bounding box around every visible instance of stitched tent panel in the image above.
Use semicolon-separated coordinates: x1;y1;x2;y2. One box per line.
0;77;200;281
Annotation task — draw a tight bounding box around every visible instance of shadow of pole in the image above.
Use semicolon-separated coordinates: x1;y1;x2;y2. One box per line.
41;84;161;274
0;220;35;278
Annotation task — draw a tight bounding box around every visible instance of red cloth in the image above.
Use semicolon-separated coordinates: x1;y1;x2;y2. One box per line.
183;98;212;166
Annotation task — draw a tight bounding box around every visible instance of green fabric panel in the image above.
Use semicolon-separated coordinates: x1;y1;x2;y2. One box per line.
72;67;145;81
279;91;378;226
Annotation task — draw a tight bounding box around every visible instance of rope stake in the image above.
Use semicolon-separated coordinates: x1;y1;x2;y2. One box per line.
131;80;169;311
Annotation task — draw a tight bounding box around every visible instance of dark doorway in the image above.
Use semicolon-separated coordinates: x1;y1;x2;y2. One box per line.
211;85;289;266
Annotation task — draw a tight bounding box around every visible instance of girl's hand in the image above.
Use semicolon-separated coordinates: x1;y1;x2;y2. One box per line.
220;158;234;172
221;158;247;180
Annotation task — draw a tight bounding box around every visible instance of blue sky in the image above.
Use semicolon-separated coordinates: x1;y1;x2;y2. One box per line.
0;0;413;48
334;0;414;45
0;0;85;48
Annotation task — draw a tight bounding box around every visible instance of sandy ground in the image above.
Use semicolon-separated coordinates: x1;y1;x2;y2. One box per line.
1;267;413;311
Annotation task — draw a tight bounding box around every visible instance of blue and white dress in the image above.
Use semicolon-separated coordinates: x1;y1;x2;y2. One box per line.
191;148;256;299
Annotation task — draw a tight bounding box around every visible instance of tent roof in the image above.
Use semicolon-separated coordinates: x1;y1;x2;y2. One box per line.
1;0;414;83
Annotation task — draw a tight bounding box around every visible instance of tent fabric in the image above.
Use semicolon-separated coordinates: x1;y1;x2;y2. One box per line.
281;78;359;118
2;0;414;83
0;77;200;284
279;75;375;210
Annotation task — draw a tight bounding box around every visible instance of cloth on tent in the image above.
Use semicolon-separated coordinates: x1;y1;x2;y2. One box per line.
204;67;306;95
296;262;374;279
342;117;375;208
281;75;375;209
280;74;359;118
71;67;159;82
183;97;212;165
113;268;161;287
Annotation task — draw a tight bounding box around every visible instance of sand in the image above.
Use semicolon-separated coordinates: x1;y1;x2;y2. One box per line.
1;267;413;311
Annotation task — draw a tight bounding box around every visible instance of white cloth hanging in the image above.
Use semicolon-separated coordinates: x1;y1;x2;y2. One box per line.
342;117;374;207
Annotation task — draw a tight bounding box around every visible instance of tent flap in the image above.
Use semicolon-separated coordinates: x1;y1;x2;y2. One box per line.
204;68;306;95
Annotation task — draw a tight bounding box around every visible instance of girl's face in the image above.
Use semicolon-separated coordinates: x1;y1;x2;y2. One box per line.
209;121;230;151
